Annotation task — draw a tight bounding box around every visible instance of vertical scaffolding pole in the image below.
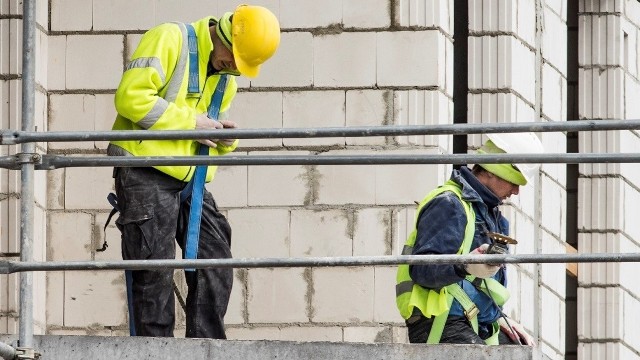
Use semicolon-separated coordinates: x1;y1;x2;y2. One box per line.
19;0;36;349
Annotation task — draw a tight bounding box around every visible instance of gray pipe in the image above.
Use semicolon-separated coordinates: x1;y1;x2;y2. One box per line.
1;253;639;274
1;119;640;144
19;0;36;350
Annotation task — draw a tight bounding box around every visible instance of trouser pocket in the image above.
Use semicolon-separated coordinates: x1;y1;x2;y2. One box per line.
117;203;156;260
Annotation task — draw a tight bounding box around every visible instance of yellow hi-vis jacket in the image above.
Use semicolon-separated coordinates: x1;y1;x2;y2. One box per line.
396;180;509;344
108;17;238;182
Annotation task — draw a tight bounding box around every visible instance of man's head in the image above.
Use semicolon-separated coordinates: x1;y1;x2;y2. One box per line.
210;5;280;78
474;132;544;200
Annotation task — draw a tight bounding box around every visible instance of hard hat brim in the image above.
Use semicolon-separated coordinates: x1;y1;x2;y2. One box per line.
233;48;260;78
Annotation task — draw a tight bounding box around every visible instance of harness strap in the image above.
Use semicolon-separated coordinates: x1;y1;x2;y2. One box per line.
181;24;228;271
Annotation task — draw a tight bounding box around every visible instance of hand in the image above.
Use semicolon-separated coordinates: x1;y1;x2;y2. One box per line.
464;244;500;278
215;120;238;147
498;317;536;346
195;113;223;148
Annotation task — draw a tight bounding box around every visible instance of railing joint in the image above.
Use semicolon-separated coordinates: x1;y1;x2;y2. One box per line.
15;347;40;360
15;153;41;166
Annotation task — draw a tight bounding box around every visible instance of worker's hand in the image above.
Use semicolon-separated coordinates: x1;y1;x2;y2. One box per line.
215;120;238;147
498;317;536;346
195;113;224;148
464;244;500;278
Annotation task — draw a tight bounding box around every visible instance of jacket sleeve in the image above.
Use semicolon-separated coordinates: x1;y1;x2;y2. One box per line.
409;193;469;289
114;23;197;131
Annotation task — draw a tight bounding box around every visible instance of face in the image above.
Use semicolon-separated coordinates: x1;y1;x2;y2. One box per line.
210;28;238;73
483;172;520;201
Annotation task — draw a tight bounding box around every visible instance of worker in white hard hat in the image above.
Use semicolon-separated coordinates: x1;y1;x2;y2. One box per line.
107;5;280;339
396;132;543;345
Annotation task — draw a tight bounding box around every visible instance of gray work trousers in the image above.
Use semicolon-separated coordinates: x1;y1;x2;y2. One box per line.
114;166;233;339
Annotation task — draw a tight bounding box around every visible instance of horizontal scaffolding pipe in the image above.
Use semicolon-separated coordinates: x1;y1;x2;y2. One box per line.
0;342;15;360
12;153;639;170
1;253;639;274
1;119;640;145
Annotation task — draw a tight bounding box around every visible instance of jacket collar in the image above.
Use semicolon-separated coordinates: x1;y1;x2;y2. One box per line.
451;167;501;208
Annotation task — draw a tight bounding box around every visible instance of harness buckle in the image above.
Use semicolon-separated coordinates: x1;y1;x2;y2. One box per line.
464;304;479;321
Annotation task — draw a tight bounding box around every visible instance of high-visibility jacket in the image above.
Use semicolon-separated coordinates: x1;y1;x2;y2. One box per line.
396;179;509;344
108;17;238;182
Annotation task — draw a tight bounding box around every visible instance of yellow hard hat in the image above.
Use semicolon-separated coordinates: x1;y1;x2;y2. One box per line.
219;4;280;78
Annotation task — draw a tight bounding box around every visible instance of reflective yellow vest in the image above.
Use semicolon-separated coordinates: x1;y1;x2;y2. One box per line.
395;180;509;344
109;17;238;182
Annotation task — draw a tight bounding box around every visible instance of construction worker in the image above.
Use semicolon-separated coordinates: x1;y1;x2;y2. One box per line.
396;133;542;345
107;5;280;338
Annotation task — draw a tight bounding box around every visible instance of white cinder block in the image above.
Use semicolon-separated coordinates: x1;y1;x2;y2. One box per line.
517;0;536;46
231;92;283;148
250;32;314;88
623;180;640;242
48;212;92;261
346;90;388;146
619;130;640;186
224;269;245;325
227;208;290;258
64;166;115;210
247;268;308;323
377;31;442;87
155;0;229;24
540;233;566;297
47;35;67;91
353;208;390;256
469;36;483;89
344;0;390;28
542;6;568;74
93;0;156;31
316;161;377;205
63;271;126;327
247;151;308;206
482;36;498;89
542;64;566;121
282;91;345;147
374;266;404;323
540;288;563;352
125;34;143;62
65;35;123;90
51;0;92;31
393;90;452;147
290;210;352;257
343;326;389;343
207;161;248;208
498;0;516;33
314;33;376;87
49;94;95;150
483;0;499;32
0;19;20;75
312;267;375;322
227;326;284;341
279;0;342;28
469;0;483;32
279;326;343;342
375;154;448;205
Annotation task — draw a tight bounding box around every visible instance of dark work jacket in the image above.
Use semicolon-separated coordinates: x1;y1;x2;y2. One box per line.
409;167;510;325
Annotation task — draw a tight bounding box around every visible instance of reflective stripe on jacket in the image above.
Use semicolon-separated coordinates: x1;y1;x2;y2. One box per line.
109;17;238;182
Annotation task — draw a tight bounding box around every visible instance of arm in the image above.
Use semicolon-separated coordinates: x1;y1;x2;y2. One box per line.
409;194;468;289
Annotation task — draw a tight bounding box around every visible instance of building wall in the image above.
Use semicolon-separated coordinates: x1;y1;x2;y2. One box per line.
1;0;639;359
578;0;640;359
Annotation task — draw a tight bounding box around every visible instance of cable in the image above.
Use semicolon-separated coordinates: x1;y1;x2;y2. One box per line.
482;278;523;345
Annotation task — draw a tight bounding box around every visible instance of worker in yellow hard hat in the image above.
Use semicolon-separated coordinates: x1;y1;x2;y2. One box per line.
396;133;542;346
107;5;280;339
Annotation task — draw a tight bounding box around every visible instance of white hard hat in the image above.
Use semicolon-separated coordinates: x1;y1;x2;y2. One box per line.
478;132;544;185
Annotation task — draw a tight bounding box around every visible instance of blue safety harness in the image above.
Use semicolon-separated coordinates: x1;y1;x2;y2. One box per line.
104;24;228;336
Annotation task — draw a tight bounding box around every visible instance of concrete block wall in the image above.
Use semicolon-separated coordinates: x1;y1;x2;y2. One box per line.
577;0;640;359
